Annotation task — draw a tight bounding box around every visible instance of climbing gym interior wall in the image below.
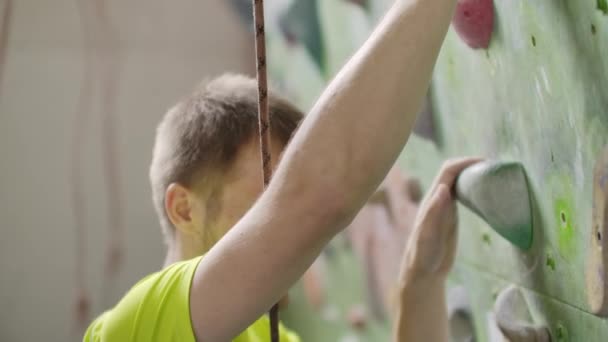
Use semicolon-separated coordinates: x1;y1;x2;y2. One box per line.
256;0;608;341
0;1;252;341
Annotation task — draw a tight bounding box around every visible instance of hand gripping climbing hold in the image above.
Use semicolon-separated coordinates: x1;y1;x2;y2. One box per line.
452;0;494;49
455;161;534;250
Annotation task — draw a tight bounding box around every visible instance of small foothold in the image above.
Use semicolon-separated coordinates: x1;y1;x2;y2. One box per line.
494;285;551;342
546;253;556;271
75;290;91;328
413;92;440;145
586;146;608;316
531;35;537;47
452;0;495;49
347;305;368;330
405;177;424;203
455;160;534;250
302;260;326;311
555;323;569;342
591;24;597;35
448;286;475;342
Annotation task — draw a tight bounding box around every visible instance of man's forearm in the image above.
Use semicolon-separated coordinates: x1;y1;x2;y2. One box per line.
393;279;448;342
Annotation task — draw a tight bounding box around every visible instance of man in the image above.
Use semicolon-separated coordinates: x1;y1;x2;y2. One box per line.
85;0;479;340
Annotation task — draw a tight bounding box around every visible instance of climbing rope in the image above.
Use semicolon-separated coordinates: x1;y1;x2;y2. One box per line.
251;1;279;341
0;0;12;95
72;0;96;332
72;0;125;333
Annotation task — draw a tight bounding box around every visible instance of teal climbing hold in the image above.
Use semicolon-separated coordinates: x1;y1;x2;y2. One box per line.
456;161;534;250
279;0;326;72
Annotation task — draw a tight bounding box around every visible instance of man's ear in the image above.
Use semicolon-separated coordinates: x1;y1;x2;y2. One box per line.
165;183;201;236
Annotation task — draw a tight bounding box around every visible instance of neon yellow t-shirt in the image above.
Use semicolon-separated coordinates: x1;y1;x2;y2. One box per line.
84;256;300;342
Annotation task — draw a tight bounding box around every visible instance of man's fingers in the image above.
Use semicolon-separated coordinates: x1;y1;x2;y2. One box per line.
418;184;450;228
433;157;483;190
428;184;452;228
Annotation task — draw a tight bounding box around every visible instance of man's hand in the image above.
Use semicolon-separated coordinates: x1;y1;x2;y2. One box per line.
393;157;481;342
399;157;481;284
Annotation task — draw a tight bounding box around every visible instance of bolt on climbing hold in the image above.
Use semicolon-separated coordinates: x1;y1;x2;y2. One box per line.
586;145;608;316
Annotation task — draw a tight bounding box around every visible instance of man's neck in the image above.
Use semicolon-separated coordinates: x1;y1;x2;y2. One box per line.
163;246;181;268
163;235;205;268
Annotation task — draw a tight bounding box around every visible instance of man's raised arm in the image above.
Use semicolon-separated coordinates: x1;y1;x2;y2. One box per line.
190;0;458;340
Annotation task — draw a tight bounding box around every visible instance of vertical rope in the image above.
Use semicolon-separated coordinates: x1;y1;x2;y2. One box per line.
252;1;279;341
0;0;12;97
94;0;125;305
72;0;93;333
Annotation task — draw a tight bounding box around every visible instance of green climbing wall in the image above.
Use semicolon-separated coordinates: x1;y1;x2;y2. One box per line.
263;0;608;340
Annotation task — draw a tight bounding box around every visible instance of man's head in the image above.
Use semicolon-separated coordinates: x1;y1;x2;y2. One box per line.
150;74;303;258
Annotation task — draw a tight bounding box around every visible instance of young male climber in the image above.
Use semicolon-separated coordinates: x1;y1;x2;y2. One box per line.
85;0;480;341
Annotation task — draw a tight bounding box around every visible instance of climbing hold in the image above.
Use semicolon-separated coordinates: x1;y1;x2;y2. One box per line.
279;0;325;72
546;252;556;271
555;323;569;342
586;146;608;316
598;0;608;15
494;285;551;342
448;286;475;342
413;91;441;146
346;305;368;331
452;0;494;49
344;0;370;12
455;160;534;250
227;0;253;26
302;259;326;311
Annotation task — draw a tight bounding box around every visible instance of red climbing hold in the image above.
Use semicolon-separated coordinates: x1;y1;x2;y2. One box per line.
452;0;494;49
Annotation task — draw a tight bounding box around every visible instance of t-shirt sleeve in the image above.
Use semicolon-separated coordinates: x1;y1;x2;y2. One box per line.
84;256;203;342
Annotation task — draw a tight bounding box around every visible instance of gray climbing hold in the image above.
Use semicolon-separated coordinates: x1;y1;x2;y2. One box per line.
494;285;550;342
448;286;475;342
455;161;533;250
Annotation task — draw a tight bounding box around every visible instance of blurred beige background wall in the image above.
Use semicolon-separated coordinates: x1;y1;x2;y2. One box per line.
0;1;253;340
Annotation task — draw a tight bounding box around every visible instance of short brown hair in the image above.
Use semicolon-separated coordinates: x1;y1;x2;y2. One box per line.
150;74;304;241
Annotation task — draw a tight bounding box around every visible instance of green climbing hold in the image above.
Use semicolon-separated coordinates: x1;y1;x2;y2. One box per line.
456;161;534;250
546;252;556;271
599;0;608;15
555;322;569;342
